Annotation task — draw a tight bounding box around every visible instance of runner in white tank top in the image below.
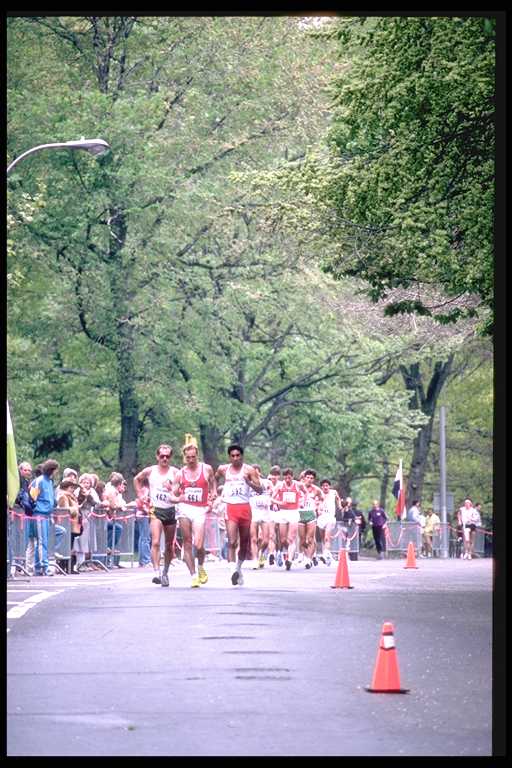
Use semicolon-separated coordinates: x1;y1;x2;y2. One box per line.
216;444;262;586
133;444;181;587
248;465;273;570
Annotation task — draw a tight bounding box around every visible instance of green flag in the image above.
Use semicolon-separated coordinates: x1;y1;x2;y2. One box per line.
7;401;19;507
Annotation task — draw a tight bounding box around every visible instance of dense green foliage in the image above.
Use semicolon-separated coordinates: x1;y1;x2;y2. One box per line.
321;16;495;336
7;16;493;516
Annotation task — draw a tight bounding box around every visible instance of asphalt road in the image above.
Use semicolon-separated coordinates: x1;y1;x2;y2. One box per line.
7;555;494;756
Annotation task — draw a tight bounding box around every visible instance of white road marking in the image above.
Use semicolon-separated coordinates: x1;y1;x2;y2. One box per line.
7;590;64;619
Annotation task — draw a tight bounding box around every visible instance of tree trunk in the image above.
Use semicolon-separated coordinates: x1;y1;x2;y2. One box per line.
380;457;389;509
400;355;454;509
199;424;223;468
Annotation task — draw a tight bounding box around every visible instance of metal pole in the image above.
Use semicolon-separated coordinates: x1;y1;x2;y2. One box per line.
439;405;448;559
7;139;110;175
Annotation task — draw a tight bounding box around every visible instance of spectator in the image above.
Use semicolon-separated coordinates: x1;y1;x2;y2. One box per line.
57;477;82;573
212;485;228;560
135;485;152;567
30;459;62;576
76;473;99;569
102;472;126;568
352;500;366;548
15;461;36;575
423;508;441;558
406;499;422;524
368;499;388;560
458;497;481;560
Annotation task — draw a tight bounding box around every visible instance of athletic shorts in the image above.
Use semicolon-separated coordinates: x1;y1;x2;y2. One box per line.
226;502;252;524
250;503;272;524
274;509;300;525
298;509;317;524
176;503;208;524
316;513;336;531
151;506;177;526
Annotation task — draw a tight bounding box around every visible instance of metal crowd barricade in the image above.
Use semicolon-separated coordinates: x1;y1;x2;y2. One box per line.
84;505;111;570
385;521;422;555
8;506;32;577
330;521;360;559
204;513;223;559
8;506;72;576
49;508;73;573
106;506;136;568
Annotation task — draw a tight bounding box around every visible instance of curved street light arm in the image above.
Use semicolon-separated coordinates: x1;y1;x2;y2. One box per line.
7;139;110;175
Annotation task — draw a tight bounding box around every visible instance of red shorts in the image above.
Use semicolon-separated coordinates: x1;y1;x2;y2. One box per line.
226;502;252;524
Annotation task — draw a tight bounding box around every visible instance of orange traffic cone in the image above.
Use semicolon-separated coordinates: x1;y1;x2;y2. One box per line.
330;549;354;589
366;622;410;694
404;540;419;569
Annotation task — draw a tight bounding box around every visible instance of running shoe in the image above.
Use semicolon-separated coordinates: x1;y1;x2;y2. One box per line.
161;572;169;587
258;554;265;568
268;554;275;566
198;565;208;584
237;570;244;586
152;573;162;585
312;556;318;566
285;559;292;571
277;553;283;567
319;554;326;564
191;575;201;588
325;556;332;567
305;559;312;569
231;569;240;585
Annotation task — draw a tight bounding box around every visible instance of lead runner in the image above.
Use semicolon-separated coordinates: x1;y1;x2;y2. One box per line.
216;444;262;586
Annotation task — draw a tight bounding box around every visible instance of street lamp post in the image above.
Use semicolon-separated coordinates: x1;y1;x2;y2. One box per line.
7;138;110;175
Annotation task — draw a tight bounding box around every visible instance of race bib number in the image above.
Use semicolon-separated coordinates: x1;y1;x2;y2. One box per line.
283;491;296;504
184;486;202;503
230;482;246;498
155;489;171;505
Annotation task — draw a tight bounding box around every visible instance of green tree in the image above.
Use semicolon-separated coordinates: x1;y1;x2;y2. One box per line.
321;16;495;335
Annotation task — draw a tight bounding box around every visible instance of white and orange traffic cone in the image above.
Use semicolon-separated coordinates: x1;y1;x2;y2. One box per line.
366;622;409;694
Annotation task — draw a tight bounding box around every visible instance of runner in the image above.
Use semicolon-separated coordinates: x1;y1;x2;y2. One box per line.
298;469;323;569
317;479;341;566
216;444;262;586
266;465;282;566
249;465;274;569
175;443;217;588
133;444;181;587
272;468;302;571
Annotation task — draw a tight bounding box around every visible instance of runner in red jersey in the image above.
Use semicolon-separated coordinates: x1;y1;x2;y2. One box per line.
176;444;217;588
272;468;304;570
216;444;262;586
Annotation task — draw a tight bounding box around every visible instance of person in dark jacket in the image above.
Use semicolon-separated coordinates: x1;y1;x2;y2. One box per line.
368;499;388;559
14;461;36;574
